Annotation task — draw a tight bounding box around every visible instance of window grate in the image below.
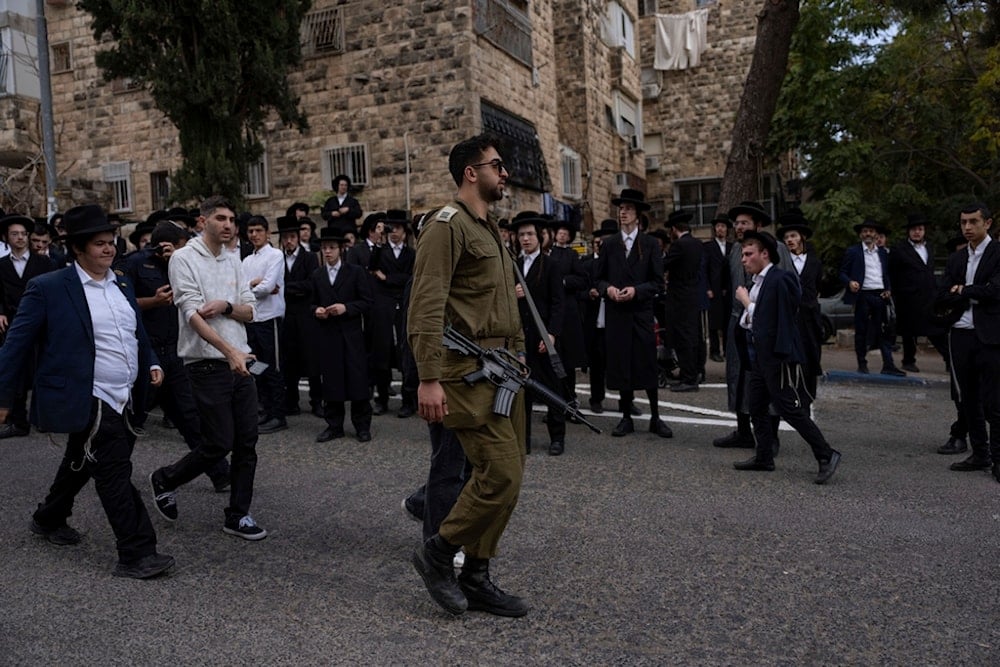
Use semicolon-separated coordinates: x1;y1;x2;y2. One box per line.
301;7;345;57
322;144;369;188
102;161;133;213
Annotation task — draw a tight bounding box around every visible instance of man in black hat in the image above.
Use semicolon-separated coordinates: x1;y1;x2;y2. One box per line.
663;209;704;392
839;219;905;376
368;210;415;416
321;174;363;229
128;220;156;254
511;211;568;455
0;214;58;438
704;214;733;363
30;220;66;267
732;230;841;484
889;212;939;373
595;189;673;438
582;219;618;413
310;227;374;443
714;201;794;450
275;215;322;418
777;209;823;400
547;217;588;408
0;204;174;577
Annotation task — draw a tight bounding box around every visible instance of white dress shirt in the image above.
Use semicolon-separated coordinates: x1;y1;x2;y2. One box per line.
861;243;884;290
623;230;636;254
792;253;807;276
910;240;929;265
327;259;341;285
739;263;774;330
954;235;992;330
242;243;285;321
9;249;29;278
285;245;300;273
521;249;540;275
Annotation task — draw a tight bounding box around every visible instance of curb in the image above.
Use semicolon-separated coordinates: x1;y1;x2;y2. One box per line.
821;370;949;387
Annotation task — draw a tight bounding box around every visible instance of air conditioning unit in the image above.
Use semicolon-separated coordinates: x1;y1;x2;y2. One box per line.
645;156;661;171
614;173;630;188
642;84;661;100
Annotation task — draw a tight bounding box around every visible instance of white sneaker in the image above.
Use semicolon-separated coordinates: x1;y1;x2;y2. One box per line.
453;550;465;569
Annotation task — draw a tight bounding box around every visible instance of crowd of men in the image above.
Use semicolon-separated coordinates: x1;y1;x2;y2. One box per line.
0;137;997;616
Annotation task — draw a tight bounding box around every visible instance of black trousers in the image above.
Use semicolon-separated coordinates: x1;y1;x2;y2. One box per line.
587;326;607;406
281;313;322;411
525;349;566;447
854;291;894;368
949;329;1000;461
159;361;259;522
246;319;286;421
324;400;372;434
670;303;701;385
748;359;834;465
407;423;470;541
33;399;157;563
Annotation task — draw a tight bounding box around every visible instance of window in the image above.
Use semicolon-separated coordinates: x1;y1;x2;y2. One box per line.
111;77;141;94
613;90;642;150
474;0;533;67
481;100;549;192
150;171;170;211
102;161;133;213
322;144;369;188
51;42;71;73
301;7;345;57
602;1;635;59
696;0;717;7
638;0;658;17
674;178;721;226
243;152;268;199
560;146;582;199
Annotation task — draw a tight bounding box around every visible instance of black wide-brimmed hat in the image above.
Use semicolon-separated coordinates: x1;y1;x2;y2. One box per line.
286;202;310;219
728;201;772;226
318;226;348;244
664;209;693;228
128;220;157;247
904;212;929;229
741;230;781;265
711;213;733;228
593;218;619;237
0;214;34;238
508;211;548;233
776;208;813;239
853;218;889;235
62;204;119;239
272;215;302;235
166;206;197;229
648;228;671;244
548;217;579;242
384;209;411;231
611;188;651;212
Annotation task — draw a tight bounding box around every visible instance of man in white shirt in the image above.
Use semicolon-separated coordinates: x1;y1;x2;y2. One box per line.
242;215;287;433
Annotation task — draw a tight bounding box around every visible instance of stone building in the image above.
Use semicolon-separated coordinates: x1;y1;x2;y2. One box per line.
5;0;763;235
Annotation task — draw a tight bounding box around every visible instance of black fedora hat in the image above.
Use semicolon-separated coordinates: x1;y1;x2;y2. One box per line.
318;226;347;243
272;215;302;235
741;230;781;265
146;210;170;226
508;210;548;233
853;218;888;235
776;208;812;239
128;220;157;247
384;209;411;230
548;217;579;242
166;206;197;229
710;213;733;228
904;212;929;228
0;214;34;239
728;201;772;226
62;204;119;239
286;202;310;219
611;188;651;212
664;209;693;228
593;218;619;237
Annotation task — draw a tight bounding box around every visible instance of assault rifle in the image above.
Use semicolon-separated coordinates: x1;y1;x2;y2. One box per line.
443;326;601;434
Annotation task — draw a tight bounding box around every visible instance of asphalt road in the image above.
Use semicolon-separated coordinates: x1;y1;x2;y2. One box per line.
1;346;998;665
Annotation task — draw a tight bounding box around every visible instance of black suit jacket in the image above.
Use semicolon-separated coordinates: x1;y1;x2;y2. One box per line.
664;232;704;301
321;194;363;229
517;253;564;350
889;240;936;335
748;265;805;366
940;239;1000;345
0;253;57;321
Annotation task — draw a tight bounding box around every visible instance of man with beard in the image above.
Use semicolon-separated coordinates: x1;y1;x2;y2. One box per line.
408;133;528;617
777;209;823;400
704;214;732;363
889;213;939;373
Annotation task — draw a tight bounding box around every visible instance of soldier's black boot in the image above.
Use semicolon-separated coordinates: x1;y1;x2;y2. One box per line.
458;557;529;617
412;534;467;615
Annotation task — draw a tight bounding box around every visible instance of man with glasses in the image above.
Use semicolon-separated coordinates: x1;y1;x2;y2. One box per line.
408;134;529;618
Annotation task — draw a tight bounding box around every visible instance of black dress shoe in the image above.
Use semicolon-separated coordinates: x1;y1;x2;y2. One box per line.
356;431;372;443
710;353;724;363
713;430;755;448
258;418;288;434
629;405;642;417
611;417;634;437
397;405;415;419
669;383;699;393
311;404;325;418
548;441;564;456
30;519;82;545
901;362;920;373
649;419;673;438
0;423;29;439
372;403;388;416
315;426;345;443
733;456;775;471
589;401;604;414
993;463;1000;484
113;552;175;579
815;449;841;484
950;454;991;471
937;437;968;455
856;364;869;374
285;405;301;416
880;366;906;377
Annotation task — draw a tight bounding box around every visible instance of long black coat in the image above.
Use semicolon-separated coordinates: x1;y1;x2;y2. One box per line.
546;246;586;370
888;240;937;336
370;245;414;371
282;247;320;376
704;238;732;330
793;252;824;381
595;232;664;390
308;262;373;402
517;253;565;354
0;253;57;322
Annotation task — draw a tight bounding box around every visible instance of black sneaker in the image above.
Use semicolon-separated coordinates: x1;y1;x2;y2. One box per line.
223;515;268;541
401;497;422;522
30;519;82;545
113;552;175;579
149;471;178;522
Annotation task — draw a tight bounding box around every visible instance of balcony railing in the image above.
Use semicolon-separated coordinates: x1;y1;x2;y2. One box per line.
474;0;533;67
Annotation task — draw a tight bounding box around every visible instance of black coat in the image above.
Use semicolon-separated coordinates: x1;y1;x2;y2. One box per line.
321;194;363;229
939;240;1000;345
517;253;565;353
308;262;373;401
594;232;664;390
793;252;824;379
369;245;414;370
704;238;732;330
889;240;937;336
0;253;57;322
546;246;586;369
282;247;321;364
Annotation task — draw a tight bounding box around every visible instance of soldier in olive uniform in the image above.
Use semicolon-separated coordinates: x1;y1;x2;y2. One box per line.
407;134;529;618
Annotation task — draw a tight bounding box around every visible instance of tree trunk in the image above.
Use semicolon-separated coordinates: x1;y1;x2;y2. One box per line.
718;0;801;214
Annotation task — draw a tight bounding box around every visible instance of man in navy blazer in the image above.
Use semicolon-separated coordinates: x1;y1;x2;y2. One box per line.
0;204;174;579
732;231;841;484
839;219;905;375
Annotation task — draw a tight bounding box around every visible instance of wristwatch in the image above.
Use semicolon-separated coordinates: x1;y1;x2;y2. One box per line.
223;301;233;316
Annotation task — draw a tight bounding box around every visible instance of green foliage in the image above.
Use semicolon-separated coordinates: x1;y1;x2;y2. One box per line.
77;0;311;208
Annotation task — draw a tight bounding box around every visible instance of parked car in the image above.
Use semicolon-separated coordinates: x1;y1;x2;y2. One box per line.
818;290;854;342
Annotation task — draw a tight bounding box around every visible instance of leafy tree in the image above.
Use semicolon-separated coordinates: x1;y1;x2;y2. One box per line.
77;0;311;208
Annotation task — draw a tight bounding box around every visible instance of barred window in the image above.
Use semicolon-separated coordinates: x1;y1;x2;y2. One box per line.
102;161;133;213
301;7;345;57
244;152;268;199
321;144;369;188
560;146;582;200
150;171;170;211
474;0;533;67
51;42;72;73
